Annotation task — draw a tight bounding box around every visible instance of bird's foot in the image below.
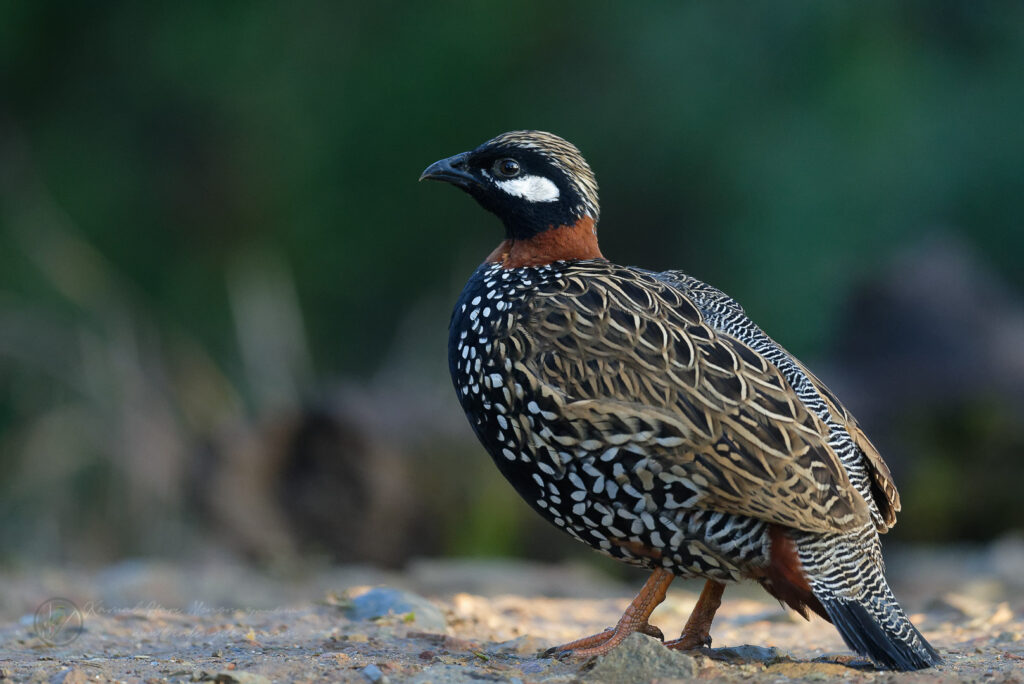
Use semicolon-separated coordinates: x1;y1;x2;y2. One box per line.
664;579;724;652
664;632;712;651
542;567;675;659
544;621;665;658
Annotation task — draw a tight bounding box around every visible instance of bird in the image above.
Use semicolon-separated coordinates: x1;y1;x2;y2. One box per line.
420;130;941;671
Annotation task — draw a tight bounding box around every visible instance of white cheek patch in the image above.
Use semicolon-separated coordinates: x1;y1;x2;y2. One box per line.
494;174;560;203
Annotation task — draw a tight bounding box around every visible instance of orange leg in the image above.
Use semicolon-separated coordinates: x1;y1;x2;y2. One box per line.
664;579;725;650
544;568;673;658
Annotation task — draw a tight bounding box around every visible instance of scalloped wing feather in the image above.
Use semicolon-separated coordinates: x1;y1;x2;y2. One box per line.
522;264;872;534
653;267;900;532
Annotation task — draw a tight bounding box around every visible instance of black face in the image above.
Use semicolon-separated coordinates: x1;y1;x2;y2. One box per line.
421;140;588;240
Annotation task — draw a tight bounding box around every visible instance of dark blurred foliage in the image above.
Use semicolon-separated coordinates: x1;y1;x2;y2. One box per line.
0;1;1022;567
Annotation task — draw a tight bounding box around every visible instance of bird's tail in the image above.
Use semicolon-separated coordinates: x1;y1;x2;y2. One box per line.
798;532;942;671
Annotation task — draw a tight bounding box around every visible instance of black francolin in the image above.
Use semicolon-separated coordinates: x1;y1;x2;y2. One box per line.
421;130;941;671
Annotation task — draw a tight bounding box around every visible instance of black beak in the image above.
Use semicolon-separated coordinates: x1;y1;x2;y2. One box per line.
419;152;478;188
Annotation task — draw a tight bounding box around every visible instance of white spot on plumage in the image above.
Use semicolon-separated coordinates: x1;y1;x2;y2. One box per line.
494;174;560;202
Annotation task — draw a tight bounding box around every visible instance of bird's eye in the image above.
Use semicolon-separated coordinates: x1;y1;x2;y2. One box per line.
493;158;521;179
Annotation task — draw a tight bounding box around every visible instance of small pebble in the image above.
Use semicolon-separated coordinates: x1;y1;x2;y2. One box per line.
361;664;383;682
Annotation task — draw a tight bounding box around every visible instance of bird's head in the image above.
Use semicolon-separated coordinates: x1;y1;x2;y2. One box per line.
421;131;603;267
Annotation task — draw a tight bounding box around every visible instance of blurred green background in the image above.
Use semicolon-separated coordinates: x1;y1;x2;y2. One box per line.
1;1;1022;568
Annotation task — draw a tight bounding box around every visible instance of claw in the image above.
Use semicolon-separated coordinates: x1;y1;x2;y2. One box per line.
665;580;725;652
542;569;674;659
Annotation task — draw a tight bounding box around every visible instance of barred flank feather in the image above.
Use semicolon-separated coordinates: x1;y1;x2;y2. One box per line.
799;533;942;670
823;595;942;670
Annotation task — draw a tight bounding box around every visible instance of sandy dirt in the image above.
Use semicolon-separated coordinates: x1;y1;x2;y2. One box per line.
1;542;1023;683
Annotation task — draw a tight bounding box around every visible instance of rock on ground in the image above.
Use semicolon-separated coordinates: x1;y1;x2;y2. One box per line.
579;633;696;682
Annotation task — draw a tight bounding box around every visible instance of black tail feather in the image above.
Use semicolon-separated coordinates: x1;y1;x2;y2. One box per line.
821;598;942;671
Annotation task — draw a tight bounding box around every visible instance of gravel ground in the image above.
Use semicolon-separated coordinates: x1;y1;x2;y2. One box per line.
1;540;1023;683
